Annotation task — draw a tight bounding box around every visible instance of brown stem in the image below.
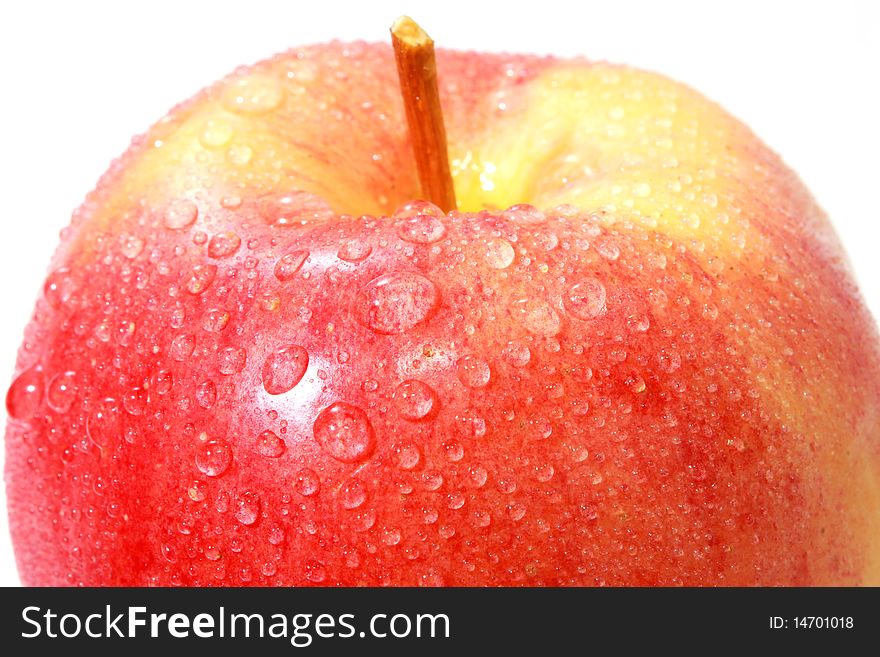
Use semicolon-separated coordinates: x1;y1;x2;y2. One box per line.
391;16;457;213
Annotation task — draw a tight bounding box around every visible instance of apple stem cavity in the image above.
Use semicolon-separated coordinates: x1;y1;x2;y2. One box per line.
391;16;458;213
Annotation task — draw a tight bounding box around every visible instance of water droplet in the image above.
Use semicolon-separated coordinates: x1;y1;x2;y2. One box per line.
195;380;217;408
151;368;173;395
169;333;195;361
294;468;320;496
44;267;75;309
626;372;647;393
502;340;531;367
337;239;372;262
471;509;492;528
397;215;447;244
163;200;199;230
120;235;145;259
227;144;253;165
626;313;650;333
484;238;515;269
196;439;232;477
565;278;607;319
261;345;308;394
224;76;284;114
596;238;620;261
502;203;546;224
274;250;309;280
469;465;488;487
256;430;285;458
46;370;77;413
444;440;464;462
394;442;421;470
199;118;234;147
456;355;491;388
202;309;230;332
340;480;367;509
234;491;261;525
393;379;437;420
122;387;148;415
513;298;561;336
657;348;682;373
313;402;375;463
535;464;555;482
6;366;44;419
208;231;242;258
356;272;440;334
218;346;247;375
186;264;217;295
86;398;121;447
305;561;327;583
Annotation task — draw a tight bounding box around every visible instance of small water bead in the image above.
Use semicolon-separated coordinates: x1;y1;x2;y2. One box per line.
227;144;253;165
565;278;607;319
356;272;440;335
234;491;261;525
151;368;173;395
163;200;199;230
265;191;334;226
256;430;285;458
274;250;309;281
218;346;247;375
393;200;444;218
626;314;651;333
313;402;375;463
595;238;620;261
195;439;232;477
471;509;492;528
514;298;561;337
657;348;682;373
394;442;421;470
397;214;447;244
261;345;309;394
6;366;44;420
294;468;320;497
469;465;488;488
203;309;230;332
535;464;555;482
86;398;122;448
208;231;242;259
44;267;76;309
484;238;515;269
502;203;546;224
120;235;145;259
502;340;531;367
195;380;217;408
444;440;464;462
199;118;234;148
340;480;367;509
46;370;77;413
392;379;438;420
447;492;465;509
122;387;148;416
169;334;195;361
456;355;491;389
186;264;217;295
337;239;372;262
224;76;284;114
305;561;327;583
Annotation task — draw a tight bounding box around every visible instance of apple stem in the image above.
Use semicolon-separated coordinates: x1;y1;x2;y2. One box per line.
391;16;457;213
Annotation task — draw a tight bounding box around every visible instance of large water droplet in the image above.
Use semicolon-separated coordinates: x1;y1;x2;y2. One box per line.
256;430;285;458
120;235;145;259
234;491;261;525
196;439;232;477
261;345;308;394
224;76;284;114
313;402;375;463
456;355;491;388
152;369;173;395
513;298;561;336
208;231;242;258
340;479;367;509
163;200;199;230
44;268;75;309
337;239;372;262
484;238;515;269
169;333;196;361
274;250;309;281
394;442;421;470
6;366;44;420
565;278;607;319
122;387;148;416
294;468;320;496
46;370;77;413
393;379;438;420
186;264;217;295
502;203;546;224
86;398;121;448
397;215;447;244
218;347;247;375
195;380;217;408
356;272;439;334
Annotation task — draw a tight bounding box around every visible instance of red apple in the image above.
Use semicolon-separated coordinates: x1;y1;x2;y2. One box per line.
5;18;880;586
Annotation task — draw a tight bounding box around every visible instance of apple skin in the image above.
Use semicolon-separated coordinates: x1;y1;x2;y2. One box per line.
5;42;880;586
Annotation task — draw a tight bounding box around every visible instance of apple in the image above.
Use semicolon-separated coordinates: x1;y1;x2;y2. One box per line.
5;16;880;586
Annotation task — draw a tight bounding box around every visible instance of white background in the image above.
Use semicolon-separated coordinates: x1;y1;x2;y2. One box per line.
0;0;878;586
